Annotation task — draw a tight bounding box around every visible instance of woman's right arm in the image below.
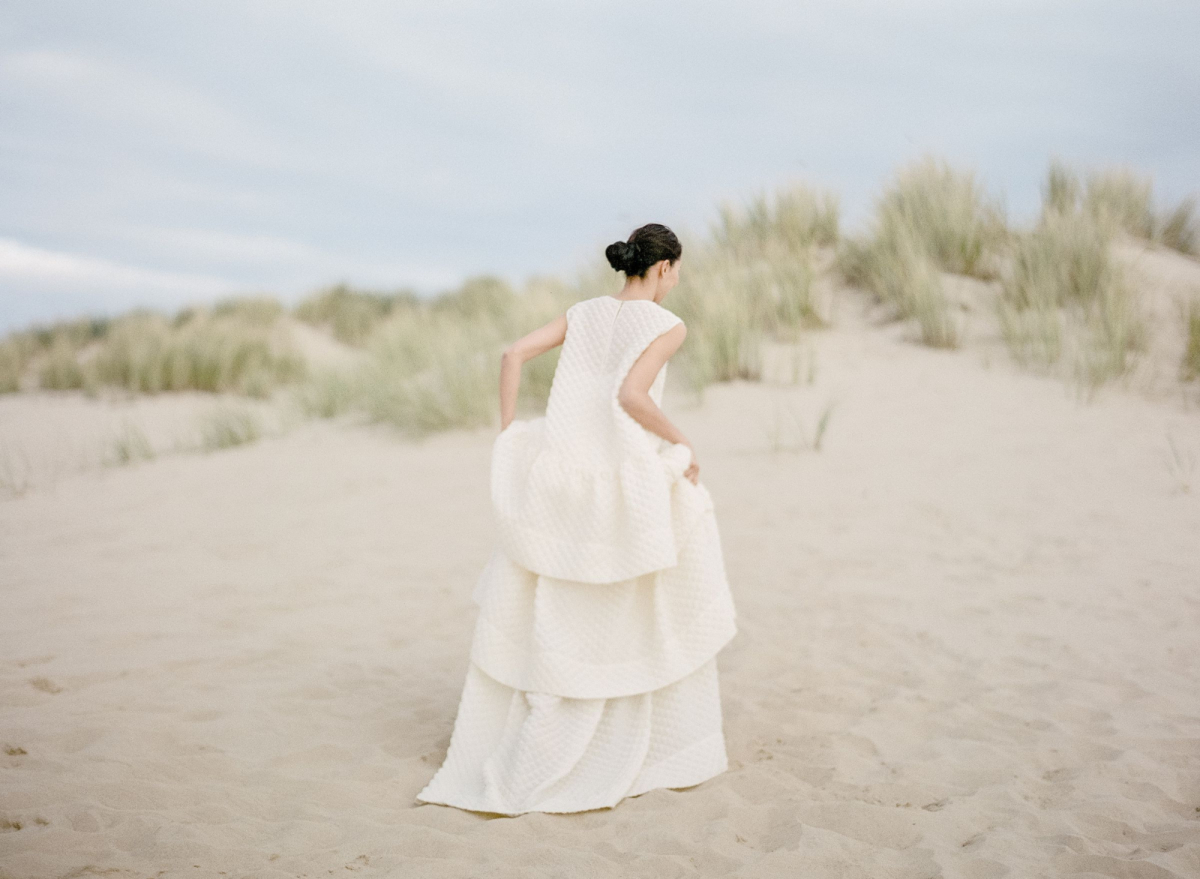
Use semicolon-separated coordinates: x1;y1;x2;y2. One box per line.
616;323;700;484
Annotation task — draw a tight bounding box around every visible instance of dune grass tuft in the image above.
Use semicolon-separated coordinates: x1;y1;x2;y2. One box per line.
1083;166;1155;239
105;419;156;465
202;295;285;327
873;154;1007;279
839;218;960;349
1156;198;1197;256
664;182;836;386
290;369;364;419
1043;158;1082;216
763;395;837;453
361;316;503;436
672;269;766;388
89;306;307;397
2;298;306;398
712;182;839;255
354;276;571;436
998;174;1146;391
837;155;1006;348
293;284;421;347
38;337;89;390
1183;296;1200;382
1050;160;1197;256
0;333;37;393
996;298;1063;371
198;404;262;450
1;317;108;393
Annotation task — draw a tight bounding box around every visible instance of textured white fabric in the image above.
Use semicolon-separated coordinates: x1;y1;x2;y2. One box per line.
492;296;692;583
415;295;738;816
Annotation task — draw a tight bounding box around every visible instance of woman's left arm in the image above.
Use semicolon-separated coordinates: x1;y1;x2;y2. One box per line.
498;313;568;431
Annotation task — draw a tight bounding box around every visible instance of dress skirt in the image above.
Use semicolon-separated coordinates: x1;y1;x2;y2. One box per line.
415;423;738;816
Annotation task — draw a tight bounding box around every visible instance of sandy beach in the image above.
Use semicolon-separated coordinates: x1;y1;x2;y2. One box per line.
2;247;1199;877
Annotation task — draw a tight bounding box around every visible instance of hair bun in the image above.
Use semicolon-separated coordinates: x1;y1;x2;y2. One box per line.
603;223;682;277
605;240;632;272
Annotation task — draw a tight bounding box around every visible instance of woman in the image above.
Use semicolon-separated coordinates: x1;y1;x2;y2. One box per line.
415;223;738;816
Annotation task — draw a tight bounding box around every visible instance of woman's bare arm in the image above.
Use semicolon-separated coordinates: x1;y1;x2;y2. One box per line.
617;323;700;484
498;313;567;431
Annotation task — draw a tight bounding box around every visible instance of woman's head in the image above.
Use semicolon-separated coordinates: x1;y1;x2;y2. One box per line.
605;223;683;283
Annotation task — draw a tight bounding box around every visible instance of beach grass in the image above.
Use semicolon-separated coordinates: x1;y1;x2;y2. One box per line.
1083;166;1155;239
873;154;1008;279
1;155;1195;433
997;169;1146;391
1183;296;1200;382
104;418;157;466
354;276;572;435
37;336;89;391
1;317;107;393
837;155;1006;348
295;284;422;347
839;221;960;349
289;368;364;420
91;309;307;398
0;338;27;393
1156;198;1197;256
665;182;837;387
1047;160;1197;256
197;404;263;450
711;182;839;255
5;298;306;398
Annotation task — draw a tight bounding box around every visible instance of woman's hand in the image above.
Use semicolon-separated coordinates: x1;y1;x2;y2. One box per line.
683;444;700;485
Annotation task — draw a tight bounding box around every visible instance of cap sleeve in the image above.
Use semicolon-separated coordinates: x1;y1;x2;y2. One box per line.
610;305;682;391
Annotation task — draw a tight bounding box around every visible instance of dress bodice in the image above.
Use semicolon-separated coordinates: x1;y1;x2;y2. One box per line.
490;295;699;584
543;296;676;456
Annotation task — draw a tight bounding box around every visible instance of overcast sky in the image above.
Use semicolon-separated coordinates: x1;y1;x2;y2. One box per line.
1;0;1197;333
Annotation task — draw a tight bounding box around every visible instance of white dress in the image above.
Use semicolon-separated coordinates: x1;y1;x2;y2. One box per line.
415;294;738;816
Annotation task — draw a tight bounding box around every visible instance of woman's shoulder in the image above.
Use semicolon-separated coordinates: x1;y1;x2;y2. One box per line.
638;299;683;329
565;297;682;337
570;296;679;315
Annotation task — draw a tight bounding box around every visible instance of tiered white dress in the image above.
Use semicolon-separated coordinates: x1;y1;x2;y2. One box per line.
415;295;738;816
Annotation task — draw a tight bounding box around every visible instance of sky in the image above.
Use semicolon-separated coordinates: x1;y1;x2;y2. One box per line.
1;0;1197;333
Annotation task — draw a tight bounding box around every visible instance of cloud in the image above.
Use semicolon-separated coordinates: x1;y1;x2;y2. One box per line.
0;236;251;331
0;237;235;298
0;234;474;333
119;226;330;270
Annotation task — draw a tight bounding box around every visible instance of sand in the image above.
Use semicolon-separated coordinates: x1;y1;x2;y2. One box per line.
1;259;1199;877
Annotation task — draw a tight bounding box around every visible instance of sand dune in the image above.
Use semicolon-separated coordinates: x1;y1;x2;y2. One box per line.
1;280;1199;877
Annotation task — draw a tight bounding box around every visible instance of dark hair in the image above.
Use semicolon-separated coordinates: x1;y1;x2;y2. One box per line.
605;223;682;278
